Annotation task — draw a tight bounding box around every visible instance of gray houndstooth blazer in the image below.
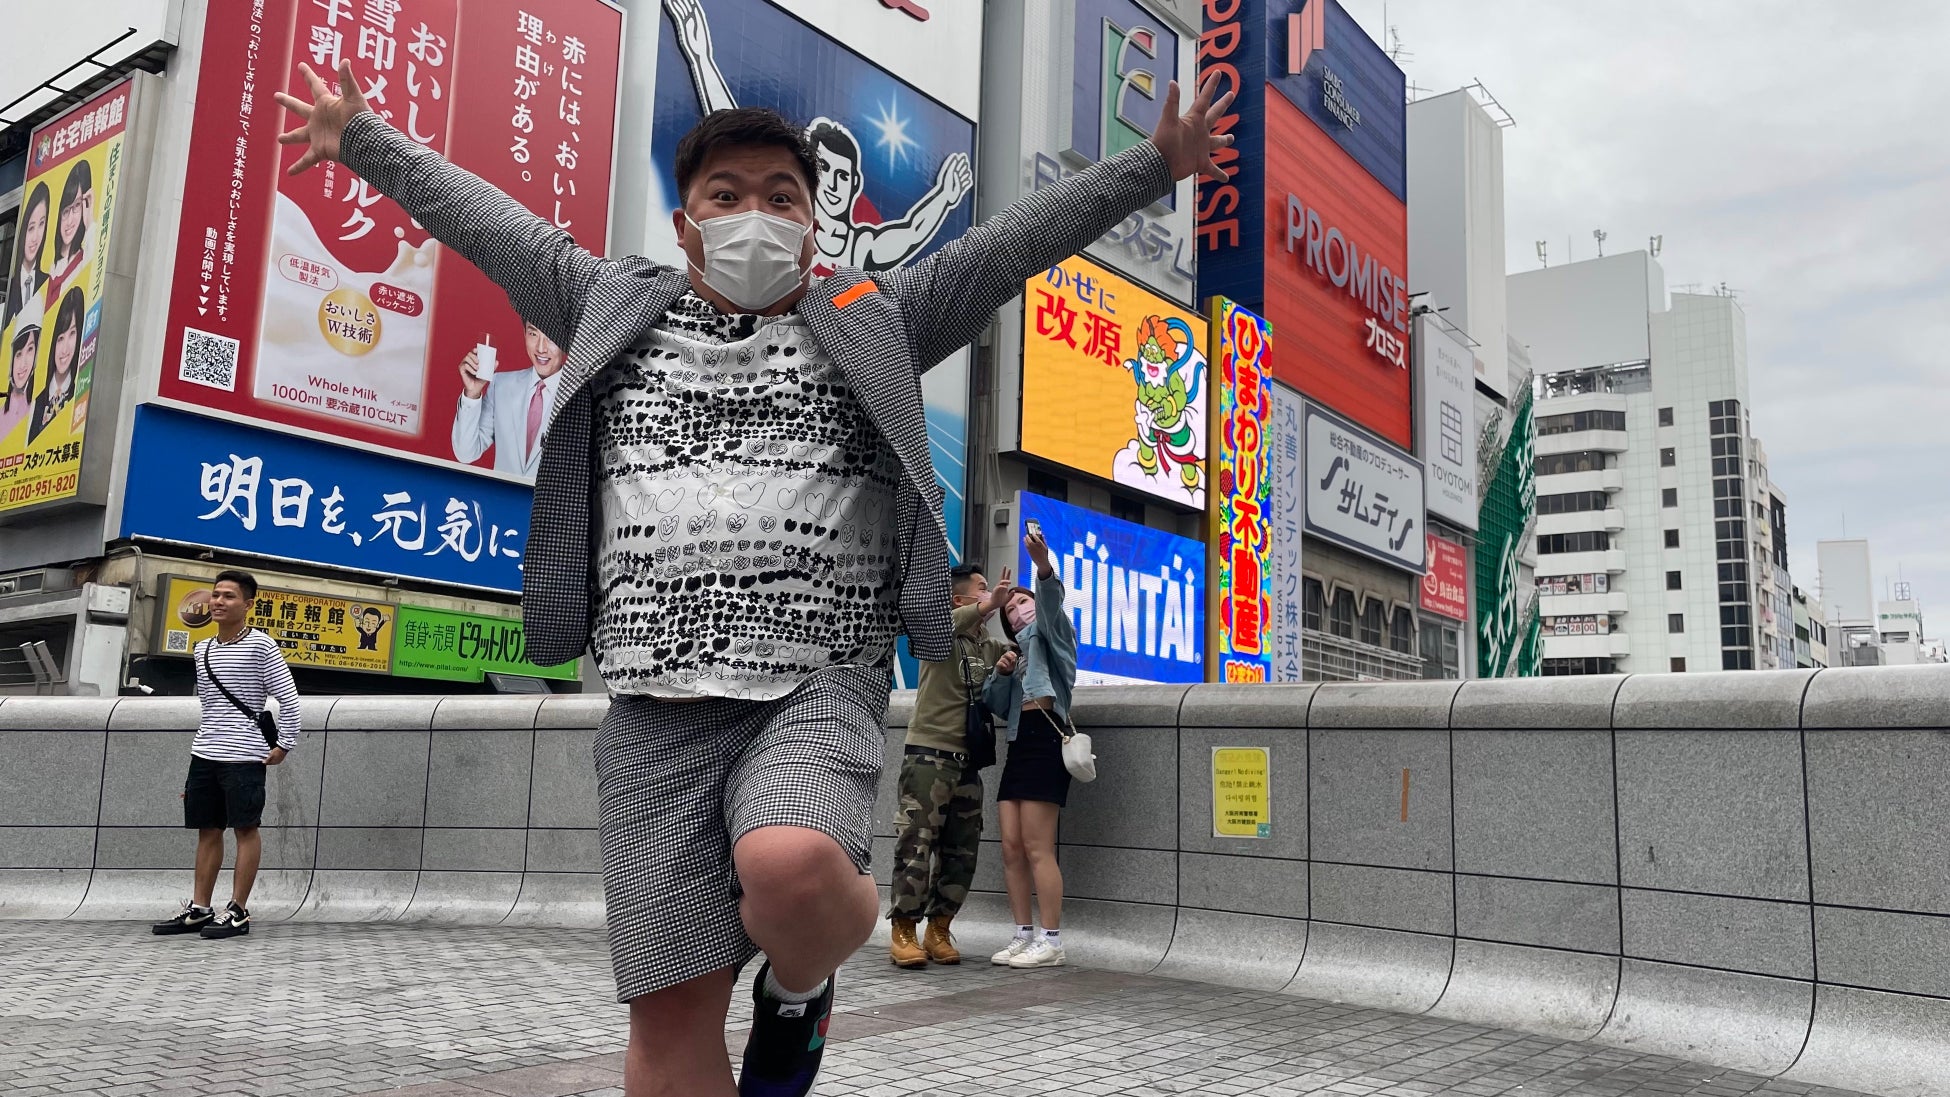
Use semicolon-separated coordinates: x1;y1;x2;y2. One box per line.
340;114;1174;667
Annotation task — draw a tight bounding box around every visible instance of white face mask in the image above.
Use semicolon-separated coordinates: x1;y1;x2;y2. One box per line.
686;209;812;312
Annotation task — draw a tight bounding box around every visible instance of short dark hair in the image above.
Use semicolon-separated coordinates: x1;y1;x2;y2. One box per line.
950;563;985;597
212;569;258;599
807;120;861;167
673;108;820;204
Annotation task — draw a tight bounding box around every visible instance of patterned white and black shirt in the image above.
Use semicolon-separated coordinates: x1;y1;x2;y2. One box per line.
192;629;302;762
590;292;902;700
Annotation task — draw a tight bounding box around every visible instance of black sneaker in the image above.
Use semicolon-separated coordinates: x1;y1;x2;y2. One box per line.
151;901;215;936
199;901;251;939
737;963;833;1097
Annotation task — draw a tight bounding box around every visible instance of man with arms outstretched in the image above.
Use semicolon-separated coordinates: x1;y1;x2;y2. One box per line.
277;55;1231;1097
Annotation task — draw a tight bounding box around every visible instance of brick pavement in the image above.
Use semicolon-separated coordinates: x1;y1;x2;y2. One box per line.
0;922;1873;1097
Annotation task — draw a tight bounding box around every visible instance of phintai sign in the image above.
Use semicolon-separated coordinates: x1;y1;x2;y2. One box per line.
1212;746;1271;838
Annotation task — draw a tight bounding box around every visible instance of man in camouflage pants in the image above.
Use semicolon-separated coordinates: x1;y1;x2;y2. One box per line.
887;564;1017;967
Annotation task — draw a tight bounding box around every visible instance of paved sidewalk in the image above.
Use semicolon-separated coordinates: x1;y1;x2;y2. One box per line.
0;922;1870;1097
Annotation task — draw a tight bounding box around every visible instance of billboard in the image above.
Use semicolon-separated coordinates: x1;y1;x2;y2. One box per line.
1270;382;1304;682
1197;0;1410;448
1016;491;1205;686
155;0;624;483
1419;533;1467;621
157;575;395;674
1477;386;1537;677
121;405;532;592
1021;255;1209;509
1208;298;1272;684
393;604;577;683
1303;400;1425;574
1013;0;1198;299
1416;315;1479;530
1;81;134;515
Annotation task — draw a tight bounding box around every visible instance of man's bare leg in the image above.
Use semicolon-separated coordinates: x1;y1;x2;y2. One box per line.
625;968;738;1097
192;828;224;909
735;825;877;992
231;826;262;908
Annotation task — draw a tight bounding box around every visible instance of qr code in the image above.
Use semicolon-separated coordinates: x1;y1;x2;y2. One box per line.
179;327;241;392
165;630;190;653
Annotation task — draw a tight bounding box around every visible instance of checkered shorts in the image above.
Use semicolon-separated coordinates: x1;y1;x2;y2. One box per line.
592;664;891;1002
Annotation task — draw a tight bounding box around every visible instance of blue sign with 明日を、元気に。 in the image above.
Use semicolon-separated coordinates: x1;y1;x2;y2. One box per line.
121;405;531;592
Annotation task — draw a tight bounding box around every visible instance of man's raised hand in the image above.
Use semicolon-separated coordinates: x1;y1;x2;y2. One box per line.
1150;71;1238;184
274;60;371;177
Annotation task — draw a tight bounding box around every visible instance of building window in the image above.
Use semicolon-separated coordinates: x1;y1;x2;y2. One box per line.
1420;621;1461;679
1390;608;1415;654
1108;495;1145;526
1330;590;1355;639
1660;448;1677;467
1664;529;1681;548
1535;451;1611;476
1542;657;1617;676
1537;491;1611;515
1669;613;1685;634
1538;531;1612;554
1303;578;1324;632
1359;599;1385;647
1663;488;1678;508
1659;407;1675;427
1722;649;1754;671
1667;571;1683;590
1026;468;1068;502
1671;657;1687;672
1536;410;1627;435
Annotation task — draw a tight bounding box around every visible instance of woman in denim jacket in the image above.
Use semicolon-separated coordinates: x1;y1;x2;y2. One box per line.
982;528;1078;969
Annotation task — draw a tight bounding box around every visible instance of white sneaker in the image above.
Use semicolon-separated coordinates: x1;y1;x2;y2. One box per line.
1008;938;1065;968
991;937;1034;965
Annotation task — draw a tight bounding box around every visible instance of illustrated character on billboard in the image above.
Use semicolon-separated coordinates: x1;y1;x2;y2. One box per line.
663;0;975;276
1115;315;1206;498
354;605;389;651
451;321;567;479
4;182;52;326
29;287;84;444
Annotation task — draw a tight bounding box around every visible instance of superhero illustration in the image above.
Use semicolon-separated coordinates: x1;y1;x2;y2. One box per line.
1114;315;1207;506
662;0;974;276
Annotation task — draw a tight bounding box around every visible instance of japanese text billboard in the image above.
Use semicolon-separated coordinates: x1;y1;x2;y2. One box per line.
1017;491;1205;686
122;405;532;591
1419;533;1467;621
1021;255;1209;510
1270;382;1304;682
1417;316;1478;530
1303;400;1425;574
156;0;624;483
157;574;394;673
1208;298;1272;684
394;603;577;683
1;81;134;515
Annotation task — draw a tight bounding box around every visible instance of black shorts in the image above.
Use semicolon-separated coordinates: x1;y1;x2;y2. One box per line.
183;756;267;830
997;710;1072;807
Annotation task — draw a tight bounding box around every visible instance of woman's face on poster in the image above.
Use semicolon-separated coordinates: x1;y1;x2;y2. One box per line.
22;202;47;265
52;318;77;375
59;187;87;251
11;336;36;390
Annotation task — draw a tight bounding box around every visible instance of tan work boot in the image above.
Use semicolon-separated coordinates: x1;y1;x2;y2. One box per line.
923;915;961;964
889;917;928;968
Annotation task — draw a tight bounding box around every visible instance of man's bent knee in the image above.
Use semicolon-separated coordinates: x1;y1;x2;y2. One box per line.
735;826;868;919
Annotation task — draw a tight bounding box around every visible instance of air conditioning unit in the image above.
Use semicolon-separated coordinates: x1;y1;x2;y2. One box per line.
0;568;79;598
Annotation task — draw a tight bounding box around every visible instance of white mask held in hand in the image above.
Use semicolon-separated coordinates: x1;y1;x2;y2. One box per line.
686;210;811;311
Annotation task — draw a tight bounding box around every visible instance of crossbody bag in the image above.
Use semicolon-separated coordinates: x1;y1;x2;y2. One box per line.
1025;610;1096;783
201;633;280;750
958;634;998;770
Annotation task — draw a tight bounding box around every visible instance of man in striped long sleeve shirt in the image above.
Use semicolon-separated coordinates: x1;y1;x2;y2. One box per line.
152;570;301;940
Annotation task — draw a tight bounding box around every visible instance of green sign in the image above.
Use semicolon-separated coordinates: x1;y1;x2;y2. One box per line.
392;605;578;683
1477;386;1538;679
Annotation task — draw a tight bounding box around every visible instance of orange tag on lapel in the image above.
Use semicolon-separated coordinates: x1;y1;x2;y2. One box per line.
832;281;878;310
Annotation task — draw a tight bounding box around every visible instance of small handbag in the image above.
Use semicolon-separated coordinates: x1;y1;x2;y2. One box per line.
201;637;280;750
1057;715;1097;783
958;648;998;771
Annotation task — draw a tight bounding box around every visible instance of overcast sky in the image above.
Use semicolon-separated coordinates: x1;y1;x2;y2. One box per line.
1345;1;1950;624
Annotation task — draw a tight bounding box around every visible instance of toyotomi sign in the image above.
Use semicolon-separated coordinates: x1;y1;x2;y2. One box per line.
1416;316;1478;530
1303;401;1425;573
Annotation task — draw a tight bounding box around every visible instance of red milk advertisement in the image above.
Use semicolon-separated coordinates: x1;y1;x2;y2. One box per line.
158;0;623;483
